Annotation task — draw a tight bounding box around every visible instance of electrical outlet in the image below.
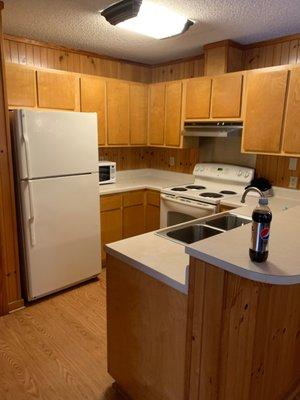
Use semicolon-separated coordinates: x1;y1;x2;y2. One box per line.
289;158;298;171
169;156;175;167
289;176;298;189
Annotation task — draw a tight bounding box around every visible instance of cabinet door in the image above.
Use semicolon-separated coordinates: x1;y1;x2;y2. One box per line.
145;205;160;232
107;80;130;145
123;205;145;238
148;83;165;145
165;81;182;147
130;83;148;145
185;78;212;119
243;69;288;153
81;76;106;146
211;74;243;118
101;209;122;262
6;64;36;107
37;71;77;110
282;69;300;154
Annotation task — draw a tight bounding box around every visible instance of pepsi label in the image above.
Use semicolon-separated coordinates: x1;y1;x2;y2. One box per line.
251;222;270;253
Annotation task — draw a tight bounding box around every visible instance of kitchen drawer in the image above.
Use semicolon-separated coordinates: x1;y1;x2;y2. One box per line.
123;190;145;207
146;190;160;207
100;194;122;212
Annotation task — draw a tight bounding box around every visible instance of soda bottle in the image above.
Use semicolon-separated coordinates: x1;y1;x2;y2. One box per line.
249;197;272;263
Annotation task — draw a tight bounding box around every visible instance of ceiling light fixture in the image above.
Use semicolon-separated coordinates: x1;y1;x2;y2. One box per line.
101;0;194;40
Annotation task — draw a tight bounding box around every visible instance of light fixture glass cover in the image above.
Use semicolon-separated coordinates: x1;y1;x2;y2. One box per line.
117;1;193;39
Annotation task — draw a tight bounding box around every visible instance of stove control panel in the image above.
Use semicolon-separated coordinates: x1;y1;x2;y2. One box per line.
193;163;255;184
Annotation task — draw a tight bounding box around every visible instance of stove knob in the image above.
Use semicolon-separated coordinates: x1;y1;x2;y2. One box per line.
237;170;243;176
244;171;250;178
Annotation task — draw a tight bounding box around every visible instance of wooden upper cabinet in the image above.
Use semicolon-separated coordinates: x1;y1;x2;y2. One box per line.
37;71;78;110
282;69;300;154
243;69;288;153
107;80;130;145
165;81;182;147
6;64;36;107
130;83;148;145
211;73;243;118
148;83;165;145
185;77;212;119
80;76;106;146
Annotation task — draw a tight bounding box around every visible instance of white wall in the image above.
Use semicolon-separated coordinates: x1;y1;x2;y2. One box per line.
198;137;256;168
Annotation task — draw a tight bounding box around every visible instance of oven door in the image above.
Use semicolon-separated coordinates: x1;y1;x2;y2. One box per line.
160;194;217;228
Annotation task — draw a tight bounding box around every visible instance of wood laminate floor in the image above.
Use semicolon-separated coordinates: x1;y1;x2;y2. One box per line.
0;270;124;400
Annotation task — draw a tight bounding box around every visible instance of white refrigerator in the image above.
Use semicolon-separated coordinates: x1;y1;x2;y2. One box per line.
13;109;101;301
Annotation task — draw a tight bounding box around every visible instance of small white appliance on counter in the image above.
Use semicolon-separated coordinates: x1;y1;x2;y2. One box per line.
160;163;255;227
12;109;101;301
98;161;116;184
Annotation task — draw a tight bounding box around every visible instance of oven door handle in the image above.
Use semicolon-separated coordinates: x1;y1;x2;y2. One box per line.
161;194;216;211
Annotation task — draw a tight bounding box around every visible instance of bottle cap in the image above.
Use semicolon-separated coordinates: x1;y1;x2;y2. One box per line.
259;197;268;206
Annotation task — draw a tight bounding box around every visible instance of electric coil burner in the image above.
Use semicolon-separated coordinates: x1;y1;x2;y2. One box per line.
220;190;237;195
185;185;206;190
200;192;223;198
171;187;188;192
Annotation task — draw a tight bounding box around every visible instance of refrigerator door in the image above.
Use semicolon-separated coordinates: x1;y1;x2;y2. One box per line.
14;109;98;179
20;173;101;300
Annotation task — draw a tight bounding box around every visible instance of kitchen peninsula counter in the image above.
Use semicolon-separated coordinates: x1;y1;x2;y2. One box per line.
106;190;300;400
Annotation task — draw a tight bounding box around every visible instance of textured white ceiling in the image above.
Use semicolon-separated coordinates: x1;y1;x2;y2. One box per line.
2;0;300;64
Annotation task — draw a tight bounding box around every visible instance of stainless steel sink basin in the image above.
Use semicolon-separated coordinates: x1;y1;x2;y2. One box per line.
205;214;251;231
166;224;222;244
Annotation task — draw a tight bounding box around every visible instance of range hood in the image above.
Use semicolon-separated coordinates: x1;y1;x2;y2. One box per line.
183;121;243;137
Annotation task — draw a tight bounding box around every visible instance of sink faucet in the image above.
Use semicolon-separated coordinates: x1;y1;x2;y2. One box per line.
241;186;265;203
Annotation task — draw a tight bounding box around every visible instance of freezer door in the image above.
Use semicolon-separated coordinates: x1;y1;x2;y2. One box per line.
20;173;101;300
14;109;98;179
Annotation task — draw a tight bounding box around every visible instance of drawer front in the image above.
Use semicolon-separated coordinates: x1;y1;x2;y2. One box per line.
123;190;145;207
100;194;122;212
146;190;160;207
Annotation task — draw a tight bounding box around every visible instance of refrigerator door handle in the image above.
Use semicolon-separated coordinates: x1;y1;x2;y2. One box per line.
27;180;36;246
21;111;32;179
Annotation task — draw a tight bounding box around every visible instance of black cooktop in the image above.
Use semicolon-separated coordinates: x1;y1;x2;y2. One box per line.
200;192;224;198
171;187;188;192
185;185;206;190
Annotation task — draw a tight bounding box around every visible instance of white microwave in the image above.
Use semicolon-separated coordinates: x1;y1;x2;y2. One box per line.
99;161;116;185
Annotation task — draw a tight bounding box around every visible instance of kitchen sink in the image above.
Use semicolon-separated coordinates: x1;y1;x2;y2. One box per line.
156;212;252;245
205;214;251;231
166;224;222;244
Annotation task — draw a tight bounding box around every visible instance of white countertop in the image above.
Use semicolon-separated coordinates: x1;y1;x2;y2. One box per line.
104;168;300;291
99;168;194;195
105;232;189;294
186;204;300;285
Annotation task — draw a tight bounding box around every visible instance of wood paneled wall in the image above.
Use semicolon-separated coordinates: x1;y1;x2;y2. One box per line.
151;56;204;83
243;34;300;70
256;155;300;189
99;147;201;174
3;35;152;83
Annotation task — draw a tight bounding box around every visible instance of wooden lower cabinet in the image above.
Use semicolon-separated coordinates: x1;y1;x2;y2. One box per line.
107;255;187;400
100;189;161;262
145;190;161;232
100;194;123;263
123;204;145;238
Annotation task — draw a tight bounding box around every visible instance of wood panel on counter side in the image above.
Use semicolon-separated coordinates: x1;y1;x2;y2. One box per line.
186;259;300;400
107;255;187;400
3;35;152;83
